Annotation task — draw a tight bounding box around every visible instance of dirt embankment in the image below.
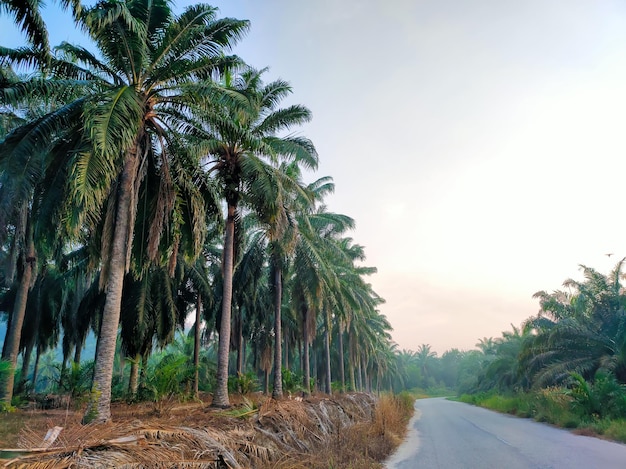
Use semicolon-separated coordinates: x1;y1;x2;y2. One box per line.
1;392;411;468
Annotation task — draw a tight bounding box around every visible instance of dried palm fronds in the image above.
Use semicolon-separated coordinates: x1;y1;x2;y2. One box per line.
3;393;380;468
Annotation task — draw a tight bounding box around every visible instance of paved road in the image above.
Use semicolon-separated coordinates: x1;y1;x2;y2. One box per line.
385;398;626;469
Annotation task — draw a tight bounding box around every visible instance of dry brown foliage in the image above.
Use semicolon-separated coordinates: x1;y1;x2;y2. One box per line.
0;393;414;468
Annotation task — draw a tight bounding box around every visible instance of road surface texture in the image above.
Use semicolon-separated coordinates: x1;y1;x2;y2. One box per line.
385;397;626;469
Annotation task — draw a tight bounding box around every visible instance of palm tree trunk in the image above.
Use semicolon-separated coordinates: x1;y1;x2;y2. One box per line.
86;150;139;423
337;324;345;393
363;353;370;392
283;328;289;370
242;338;247;372
73;342;83;366
32;345;41;392
193;294;202;399
139;353;148;390
272;267;283;399
302;305;310;396
128;354;140;397
213;202;236;408
1;217;35;405
348;331;356;391
20;345;33;391
59;358;67;390
236;305;243;383
311;341;317;393
356;354;363;391
324;316;331;394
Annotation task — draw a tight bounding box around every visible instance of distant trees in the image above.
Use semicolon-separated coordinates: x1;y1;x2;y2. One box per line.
451;259;626;397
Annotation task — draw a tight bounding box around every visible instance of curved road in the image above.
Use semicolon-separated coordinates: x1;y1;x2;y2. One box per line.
385;398;626;469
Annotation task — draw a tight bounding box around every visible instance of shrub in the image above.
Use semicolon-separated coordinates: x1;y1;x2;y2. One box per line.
568;371;626;420
281;368;303;394
228;371;259;394
602;419;626;442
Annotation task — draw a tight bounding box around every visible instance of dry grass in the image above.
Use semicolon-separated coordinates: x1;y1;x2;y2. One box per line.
1;392;414;468
255;393;414;469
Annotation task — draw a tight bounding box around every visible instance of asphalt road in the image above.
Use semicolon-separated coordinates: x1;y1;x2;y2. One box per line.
385;397;626;469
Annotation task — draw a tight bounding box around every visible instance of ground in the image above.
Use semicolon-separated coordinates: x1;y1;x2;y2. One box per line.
0;392;412;468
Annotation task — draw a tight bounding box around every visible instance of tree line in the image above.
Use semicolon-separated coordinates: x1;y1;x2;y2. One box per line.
0;0;396;423
397;259;626;427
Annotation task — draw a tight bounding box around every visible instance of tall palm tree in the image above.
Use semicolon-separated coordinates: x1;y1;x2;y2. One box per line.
2;0;248;420
263;162;314;399
415;344;437;385
289;204;355;395
0;66;78;403
203;68;317;407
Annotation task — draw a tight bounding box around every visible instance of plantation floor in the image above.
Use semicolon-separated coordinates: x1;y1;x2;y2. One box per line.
0;392;411;468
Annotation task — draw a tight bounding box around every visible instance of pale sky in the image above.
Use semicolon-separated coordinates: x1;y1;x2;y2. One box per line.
4;1;626;354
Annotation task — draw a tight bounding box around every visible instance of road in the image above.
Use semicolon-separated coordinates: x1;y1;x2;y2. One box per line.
385;398;626;469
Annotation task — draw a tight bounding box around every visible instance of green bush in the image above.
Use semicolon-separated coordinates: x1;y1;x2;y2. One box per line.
602;419;626;442
228;371;259;394
60;360;94;398
281;368;303;394
568;371;626;420
142;353;193;401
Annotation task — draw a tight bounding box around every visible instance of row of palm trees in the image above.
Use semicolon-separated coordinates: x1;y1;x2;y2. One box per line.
0;0;396;422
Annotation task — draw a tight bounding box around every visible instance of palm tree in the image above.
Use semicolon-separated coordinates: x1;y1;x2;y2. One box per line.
0;67;78;404
522;260;626;387
289;204;355;395
0;0;82;59
330;239;380;393
415;344;437;387
263;162;315;399
203;68;317;407
2;0;248;420
481;325;531;392
120;265;183;398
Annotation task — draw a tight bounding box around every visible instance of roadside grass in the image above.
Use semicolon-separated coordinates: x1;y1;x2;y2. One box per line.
261;392;416;469
456;390;626;444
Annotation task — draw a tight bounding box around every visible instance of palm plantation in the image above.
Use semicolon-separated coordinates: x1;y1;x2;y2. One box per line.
201;68;318;407
0;0;399;423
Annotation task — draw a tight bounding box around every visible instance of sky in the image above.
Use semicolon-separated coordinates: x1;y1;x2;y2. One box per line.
4;0;626;354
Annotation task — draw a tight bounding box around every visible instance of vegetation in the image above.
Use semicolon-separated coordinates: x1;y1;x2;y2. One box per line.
0;0;408;428
0;392;414;468
448;259;626;443
6;0;626;462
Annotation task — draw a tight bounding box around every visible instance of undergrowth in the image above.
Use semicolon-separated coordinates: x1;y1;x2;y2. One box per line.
458;384;626;444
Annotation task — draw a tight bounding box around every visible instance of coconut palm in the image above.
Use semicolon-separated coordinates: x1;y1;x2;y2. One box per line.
203;68;317;406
